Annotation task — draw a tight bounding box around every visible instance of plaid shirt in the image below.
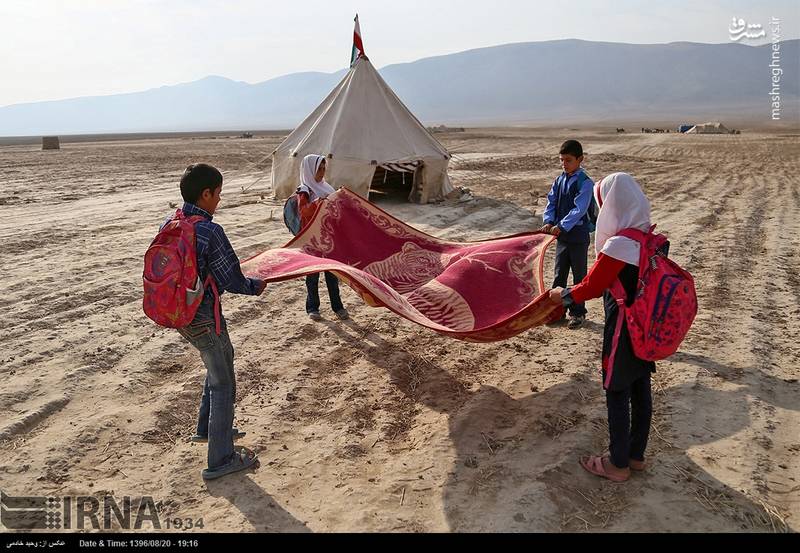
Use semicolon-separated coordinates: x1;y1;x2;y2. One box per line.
161;203;262;310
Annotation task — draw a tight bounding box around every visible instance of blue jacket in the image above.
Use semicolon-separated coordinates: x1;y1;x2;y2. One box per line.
543;169;594;244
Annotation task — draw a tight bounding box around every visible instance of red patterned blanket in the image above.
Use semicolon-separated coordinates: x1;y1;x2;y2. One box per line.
241;189;563;342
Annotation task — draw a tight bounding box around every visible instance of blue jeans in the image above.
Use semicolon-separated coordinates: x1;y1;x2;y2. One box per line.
305;272;344;313
177;317;235;470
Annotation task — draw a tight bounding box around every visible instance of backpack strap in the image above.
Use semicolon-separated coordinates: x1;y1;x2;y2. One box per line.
573;170;587;191
604;279;628;389
616;225;656;241
186;213;222;336
204;275;221;336
617;225;667;268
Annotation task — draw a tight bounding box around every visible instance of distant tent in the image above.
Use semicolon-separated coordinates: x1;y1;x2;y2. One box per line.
677;124;693;133
270;55;453;203
685;122;729;134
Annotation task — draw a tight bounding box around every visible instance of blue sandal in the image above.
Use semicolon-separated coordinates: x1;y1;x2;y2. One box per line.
202;449;258;480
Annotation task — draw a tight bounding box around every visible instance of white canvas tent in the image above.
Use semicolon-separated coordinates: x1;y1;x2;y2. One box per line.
685;122;730;134
270;56;453;203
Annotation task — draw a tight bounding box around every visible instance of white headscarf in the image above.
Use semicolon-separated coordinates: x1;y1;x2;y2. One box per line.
594;172;651;266
299;154;335;202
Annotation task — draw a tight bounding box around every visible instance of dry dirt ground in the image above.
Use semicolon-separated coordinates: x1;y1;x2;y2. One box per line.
1;128;798;533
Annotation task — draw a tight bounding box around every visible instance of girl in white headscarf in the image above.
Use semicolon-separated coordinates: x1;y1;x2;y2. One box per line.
298;154;336;203
295;154;349;321
548;172;658;483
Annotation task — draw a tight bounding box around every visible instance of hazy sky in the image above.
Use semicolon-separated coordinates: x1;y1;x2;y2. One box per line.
2;0;797;107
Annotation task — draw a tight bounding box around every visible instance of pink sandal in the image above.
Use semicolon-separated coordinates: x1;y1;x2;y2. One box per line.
580;455;630;482
601;450;647;471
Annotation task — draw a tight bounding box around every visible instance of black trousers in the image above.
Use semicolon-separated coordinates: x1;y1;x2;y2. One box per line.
605;372;652;468
552;239;588;316
305;272;344;313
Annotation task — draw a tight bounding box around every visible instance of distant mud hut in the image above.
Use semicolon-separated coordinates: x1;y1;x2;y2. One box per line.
42;136;60;150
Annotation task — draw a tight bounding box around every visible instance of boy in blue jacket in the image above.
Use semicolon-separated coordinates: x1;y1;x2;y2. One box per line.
539;140;594;329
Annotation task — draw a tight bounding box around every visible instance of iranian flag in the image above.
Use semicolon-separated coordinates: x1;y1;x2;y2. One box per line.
350;14;365;66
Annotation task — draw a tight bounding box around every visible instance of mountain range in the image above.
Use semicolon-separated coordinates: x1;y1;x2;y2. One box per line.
1;38;797;136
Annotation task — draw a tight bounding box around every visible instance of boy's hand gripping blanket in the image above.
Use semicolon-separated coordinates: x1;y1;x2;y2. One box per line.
241;188;563;342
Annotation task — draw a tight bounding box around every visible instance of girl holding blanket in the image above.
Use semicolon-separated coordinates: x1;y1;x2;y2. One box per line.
296;154;349;321
549;172;657;482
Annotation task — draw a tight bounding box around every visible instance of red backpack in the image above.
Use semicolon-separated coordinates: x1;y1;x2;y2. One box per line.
142;209;220;334
604;225;697;388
